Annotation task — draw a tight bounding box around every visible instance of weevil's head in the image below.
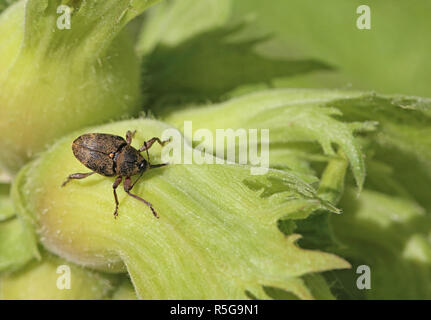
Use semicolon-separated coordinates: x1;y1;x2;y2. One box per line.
139;159;149;172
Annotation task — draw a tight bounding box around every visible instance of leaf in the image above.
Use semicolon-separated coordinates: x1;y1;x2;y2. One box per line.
13;118;349;299
280;151;348;252
142;23;332;109
328;94;431;211
137;0;232;55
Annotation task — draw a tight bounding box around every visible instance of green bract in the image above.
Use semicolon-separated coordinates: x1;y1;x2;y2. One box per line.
0;182;39;272
164;89;431;298
0;217;38;272
0;0;159;173
13;118;350;299
165;89;375;190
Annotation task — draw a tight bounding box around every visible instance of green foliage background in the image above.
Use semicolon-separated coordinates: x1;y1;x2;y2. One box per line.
232;0;431;98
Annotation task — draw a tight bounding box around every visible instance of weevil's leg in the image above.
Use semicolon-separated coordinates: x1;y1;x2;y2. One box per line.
124;176;159;218
139;137;171;152
143;141;151;165
139;137;171;165
112;176;123;219
126;130;137;145
61;172;95;187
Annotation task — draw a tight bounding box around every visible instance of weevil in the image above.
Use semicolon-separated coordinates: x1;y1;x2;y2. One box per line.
62;130;170;219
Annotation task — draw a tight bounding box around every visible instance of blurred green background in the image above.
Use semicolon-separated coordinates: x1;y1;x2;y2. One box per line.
232;0;431;98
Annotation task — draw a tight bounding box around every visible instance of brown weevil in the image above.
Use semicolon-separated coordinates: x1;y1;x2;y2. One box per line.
62;130;170;219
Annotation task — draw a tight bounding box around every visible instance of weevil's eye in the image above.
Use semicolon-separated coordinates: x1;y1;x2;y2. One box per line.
140;161;148;170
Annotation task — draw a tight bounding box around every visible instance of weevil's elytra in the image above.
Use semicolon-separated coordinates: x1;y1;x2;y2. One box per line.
62;130;170;219
72;133;127;177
